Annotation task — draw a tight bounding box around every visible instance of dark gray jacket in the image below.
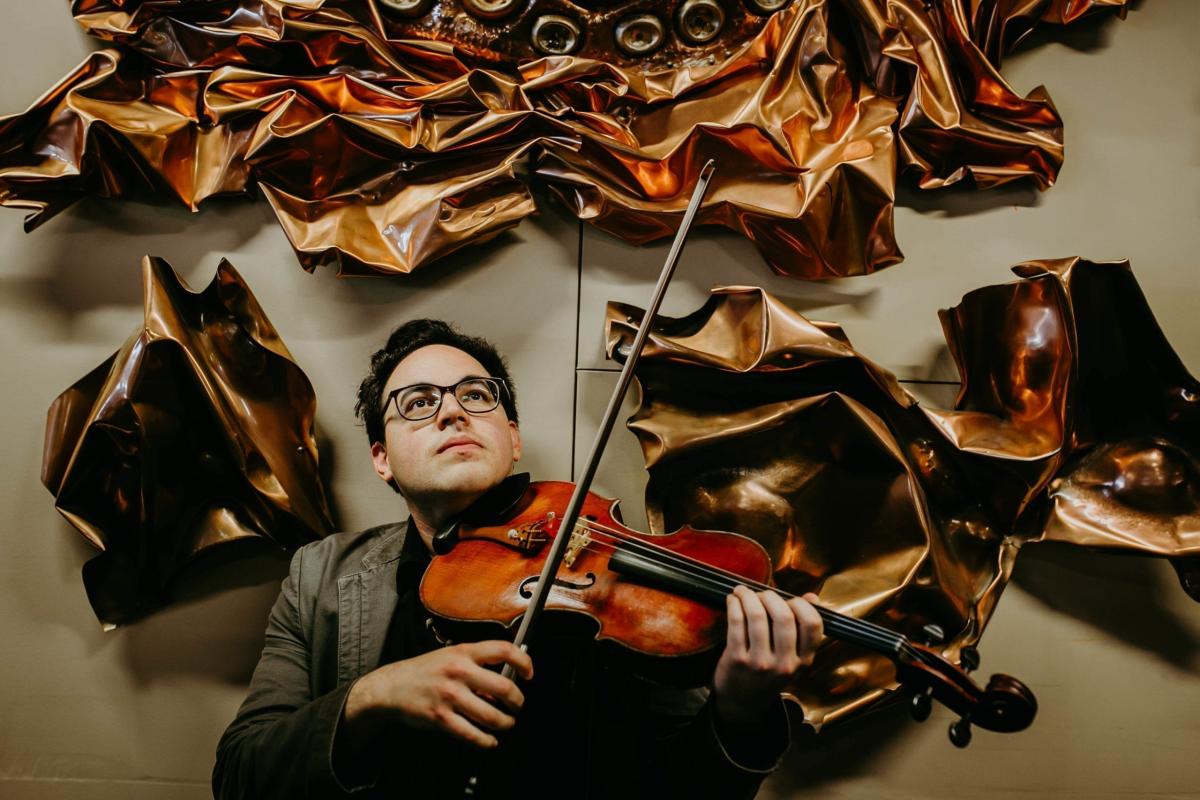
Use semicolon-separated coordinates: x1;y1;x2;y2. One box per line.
213;521;788;799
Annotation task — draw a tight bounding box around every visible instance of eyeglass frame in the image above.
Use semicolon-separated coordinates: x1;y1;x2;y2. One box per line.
382;376;510;422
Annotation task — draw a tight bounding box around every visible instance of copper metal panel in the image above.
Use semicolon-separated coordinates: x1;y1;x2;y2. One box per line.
604;257;1199;727
42;255;334;627
0;1;1127;277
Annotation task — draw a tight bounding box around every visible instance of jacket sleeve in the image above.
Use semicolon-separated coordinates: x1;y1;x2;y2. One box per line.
641;680;791;800
212;545;374;799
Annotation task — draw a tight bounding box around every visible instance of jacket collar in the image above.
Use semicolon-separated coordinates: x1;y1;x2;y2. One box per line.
360;519;409;569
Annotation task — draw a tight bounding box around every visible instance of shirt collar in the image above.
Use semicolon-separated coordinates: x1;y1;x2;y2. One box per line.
397;515;434;571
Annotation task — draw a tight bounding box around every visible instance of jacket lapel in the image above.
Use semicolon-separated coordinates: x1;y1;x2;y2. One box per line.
336;522;407;685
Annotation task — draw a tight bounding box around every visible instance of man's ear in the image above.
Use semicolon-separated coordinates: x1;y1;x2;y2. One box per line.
370;440;394;484
509;421;522;464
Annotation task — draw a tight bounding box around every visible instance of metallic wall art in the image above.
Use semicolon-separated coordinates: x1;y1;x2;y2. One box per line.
42;255;334;628
0;1;1127;277
604;257;1200;728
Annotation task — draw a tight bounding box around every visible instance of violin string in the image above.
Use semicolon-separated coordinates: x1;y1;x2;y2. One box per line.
556;518;911;656
570;516;912;652
546;521;998;720
518;518;992;722
566;518;908;653
569;531;903;655
566;517;905;647
582;523;920;661
505;512;918;658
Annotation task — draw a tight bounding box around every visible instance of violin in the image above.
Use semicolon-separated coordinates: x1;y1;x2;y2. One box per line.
422;474;1037;747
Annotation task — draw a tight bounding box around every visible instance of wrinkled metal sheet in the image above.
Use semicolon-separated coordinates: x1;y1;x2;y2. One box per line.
0;1;1127;277
42;255;334;627
605;257;1199;728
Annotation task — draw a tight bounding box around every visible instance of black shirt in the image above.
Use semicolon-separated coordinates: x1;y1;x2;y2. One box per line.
356;521;787;800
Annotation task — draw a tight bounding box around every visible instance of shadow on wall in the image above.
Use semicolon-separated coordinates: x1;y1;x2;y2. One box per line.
1012;542;1200;673
315;429;344;535
118;538;292;687
35;195;273;317
764;698;915;799
896;180;1041;219
32;518;290;687
1008;0;1143;61
333;227;527;303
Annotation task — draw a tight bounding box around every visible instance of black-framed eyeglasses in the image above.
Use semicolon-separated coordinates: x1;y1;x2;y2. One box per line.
383;377;507;422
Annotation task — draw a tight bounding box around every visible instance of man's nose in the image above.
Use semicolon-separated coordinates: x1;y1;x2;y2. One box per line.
435;390;469;427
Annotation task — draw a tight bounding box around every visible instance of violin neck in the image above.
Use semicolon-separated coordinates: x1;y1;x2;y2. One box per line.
608;545;907;659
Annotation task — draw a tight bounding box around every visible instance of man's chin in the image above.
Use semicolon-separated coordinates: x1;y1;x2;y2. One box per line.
433;460;508;496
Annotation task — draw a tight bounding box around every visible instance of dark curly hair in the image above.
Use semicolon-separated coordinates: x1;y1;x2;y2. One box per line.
355;319;518;448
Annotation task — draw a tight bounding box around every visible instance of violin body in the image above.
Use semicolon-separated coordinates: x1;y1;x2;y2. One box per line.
421;480;772;660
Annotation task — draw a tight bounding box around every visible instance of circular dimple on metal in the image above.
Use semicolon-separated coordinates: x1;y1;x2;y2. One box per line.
615;14;666;56
677;0;726;45
743;0;790;14
532;14;582;55
378;0;435;17
461;0;521;21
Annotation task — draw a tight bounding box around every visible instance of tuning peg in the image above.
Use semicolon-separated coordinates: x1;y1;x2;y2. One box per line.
960;645;980;672
910;687;933;722
922;623;945;646
948;716;972;748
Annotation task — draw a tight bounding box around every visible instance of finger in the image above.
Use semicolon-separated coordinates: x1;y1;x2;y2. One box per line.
759;590;796;658
787;597;825;662
739;588;772;664
799;592;824;642
725;591;748;654
438;708;500;749
466;640;535;680
451;685;517;733
461;664;526;713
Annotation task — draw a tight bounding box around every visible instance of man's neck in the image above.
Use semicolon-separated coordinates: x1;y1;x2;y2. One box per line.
406;495;476;555
407;511;440;555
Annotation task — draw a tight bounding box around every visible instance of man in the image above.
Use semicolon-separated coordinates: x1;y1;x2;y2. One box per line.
214;319;824;799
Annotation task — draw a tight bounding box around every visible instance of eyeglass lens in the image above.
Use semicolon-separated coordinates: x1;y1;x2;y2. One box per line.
396;378;501;420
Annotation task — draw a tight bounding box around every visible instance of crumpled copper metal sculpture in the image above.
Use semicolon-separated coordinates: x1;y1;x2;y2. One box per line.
42;255;334;628
0;1;1127;277
604;257;1199;728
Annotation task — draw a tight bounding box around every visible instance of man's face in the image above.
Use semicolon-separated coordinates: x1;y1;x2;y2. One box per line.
371;344;521;512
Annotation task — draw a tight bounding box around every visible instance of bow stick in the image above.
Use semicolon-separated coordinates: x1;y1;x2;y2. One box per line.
500;159;716;679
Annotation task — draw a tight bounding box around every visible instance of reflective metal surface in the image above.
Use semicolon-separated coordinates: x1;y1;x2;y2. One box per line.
676;0;726;45
531;14;583;55
41;256;334;628
605;257;1199;728
614;14;666;57
0;1;1128;277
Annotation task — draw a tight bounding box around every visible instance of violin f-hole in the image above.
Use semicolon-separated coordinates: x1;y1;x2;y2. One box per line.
519;573;596;598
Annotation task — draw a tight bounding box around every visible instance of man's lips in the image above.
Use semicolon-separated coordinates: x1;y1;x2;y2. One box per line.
437;437;483;454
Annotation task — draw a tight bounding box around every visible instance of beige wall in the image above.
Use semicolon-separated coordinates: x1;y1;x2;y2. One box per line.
2;3;1198;798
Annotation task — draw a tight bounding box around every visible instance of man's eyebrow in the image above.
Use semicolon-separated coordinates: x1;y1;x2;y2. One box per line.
395;374;492;389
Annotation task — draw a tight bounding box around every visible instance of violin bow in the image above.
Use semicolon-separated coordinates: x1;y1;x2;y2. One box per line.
500;159;717;679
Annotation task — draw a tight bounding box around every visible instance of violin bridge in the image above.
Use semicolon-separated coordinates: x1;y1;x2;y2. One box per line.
563;527;591;568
